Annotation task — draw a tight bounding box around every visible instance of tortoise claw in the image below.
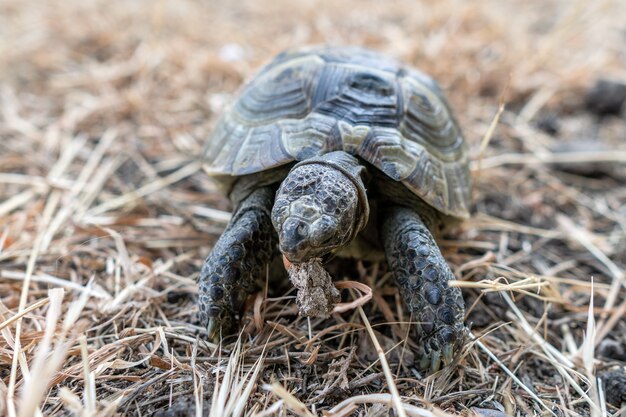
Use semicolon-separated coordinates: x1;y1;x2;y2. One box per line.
207;318;220;343
443;344;454;366
416;330;460;374
430;351;441;373
417;346;453;374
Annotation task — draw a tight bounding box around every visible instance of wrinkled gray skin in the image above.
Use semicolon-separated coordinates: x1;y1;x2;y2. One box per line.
272;163;360;262
198;150;465;374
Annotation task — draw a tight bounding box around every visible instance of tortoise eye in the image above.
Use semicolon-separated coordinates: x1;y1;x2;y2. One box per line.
320;235;334;245
314;232;334;247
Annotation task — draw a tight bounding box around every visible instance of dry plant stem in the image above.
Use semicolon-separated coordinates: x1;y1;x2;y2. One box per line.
85;160;202;216
16;288;63;417
469;332;556;416
16;284;91;416
332;280;373;313
357;306;408;417
557;215;625;290
594;297;626;347
1;1;625;415
328;394;457;417
557;213;626;343
250;400;283;417
264;382;315;417
7;190;59;417
0;189;40;217
0;297;49;331
475;150;626;170
518;86;556;122
502;294;601;414
1;270;111;298
580;288;601;417
80;335;96;414
473;95;506;187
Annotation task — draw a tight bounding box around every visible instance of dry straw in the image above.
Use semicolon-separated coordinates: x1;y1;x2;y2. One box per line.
1;0;625;415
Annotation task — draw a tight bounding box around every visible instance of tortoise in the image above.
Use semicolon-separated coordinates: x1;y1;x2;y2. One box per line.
198;46;470;373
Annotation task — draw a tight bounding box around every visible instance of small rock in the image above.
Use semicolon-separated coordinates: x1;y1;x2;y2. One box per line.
599;369;626;407
585;79;626;116
597;339;626;361
218;43;245;62
535;114;560;136
471;407;508;417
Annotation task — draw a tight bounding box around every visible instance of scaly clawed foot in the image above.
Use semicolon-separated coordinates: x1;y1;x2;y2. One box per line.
416;323;466;373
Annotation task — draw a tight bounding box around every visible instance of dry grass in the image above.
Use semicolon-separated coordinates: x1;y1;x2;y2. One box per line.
1;0;626;415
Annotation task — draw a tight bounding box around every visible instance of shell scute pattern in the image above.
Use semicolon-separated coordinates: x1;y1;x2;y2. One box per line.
278;113;339;161
203;46;470;218
231;123;290;174
399;77;463;158
234;56;324;125
312;64;400;127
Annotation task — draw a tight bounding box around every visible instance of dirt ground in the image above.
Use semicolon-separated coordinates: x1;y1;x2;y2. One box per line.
1;0;625;416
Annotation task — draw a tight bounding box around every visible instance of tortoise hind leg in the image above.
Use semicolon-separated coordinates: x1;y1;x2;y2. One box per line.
381;206;466;373
198;186;277;342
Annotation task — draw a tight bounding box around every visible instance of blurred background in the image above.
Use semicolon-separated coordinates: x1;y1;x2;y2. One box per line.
1;0;625;150
1;0;625;416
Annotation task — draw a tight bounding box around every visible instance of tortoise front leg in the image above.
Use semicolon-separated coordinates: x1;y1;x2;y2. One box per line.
198;186;277;342
381;206;466;373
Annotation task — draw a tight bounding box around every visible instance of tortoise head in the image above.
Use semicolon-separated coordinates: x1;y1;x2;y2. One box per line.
271;155;368;263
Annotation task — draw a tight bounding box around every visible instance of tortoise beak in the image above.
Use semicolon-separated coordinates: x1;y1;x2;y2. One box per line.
279;217;311;262
281;247;311;263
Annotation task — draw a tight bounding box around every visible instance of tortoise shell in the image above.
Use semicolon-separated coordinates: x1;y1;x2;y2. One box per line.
203;46;470;219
